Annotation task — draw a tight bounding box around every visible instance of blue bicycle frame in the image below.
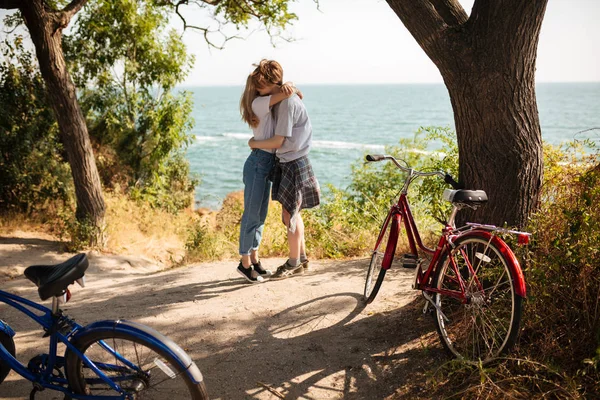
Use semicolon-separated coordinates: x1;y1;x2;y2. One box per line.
0;289;136;399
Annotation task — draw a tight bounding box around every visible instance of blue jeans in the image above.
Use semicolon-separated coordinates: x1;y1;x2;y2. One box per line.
239;149;275;255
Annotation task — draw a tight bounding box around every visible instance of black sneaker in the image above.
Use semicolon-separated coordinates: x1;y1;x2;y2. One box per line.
253;260;273;277
237;263;264;283
270;261;303;280
294;259;310;275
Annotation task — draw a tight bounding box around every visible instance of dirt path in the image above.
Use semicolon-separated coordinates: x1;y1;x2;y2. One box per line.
0;232;446;399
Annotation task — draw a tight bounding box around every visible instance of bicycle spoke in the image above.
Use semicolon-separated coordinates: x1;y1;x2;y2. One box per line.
434;235;522;363
472;310;494;358
74;336;197;398
476;306;503;352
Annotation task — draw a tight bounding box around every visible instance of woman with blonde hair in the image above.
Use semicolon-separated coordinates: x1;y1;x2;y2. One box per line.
237;60;301;283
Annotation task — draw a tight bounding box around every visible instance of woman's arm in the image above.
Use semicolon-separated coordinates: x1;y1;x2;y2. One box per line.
248;135;285;150
268;82;302;106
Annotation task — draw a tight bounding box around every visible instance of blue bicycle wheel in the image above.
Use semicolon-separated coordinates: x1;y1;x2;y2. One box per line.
0;330;16;384
65;330;209;399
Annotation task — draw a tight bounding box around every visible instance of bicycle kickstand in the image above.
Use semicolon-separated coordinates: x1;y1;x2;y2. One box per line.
29;383;43;400
422;292;449;322
29;385;71;400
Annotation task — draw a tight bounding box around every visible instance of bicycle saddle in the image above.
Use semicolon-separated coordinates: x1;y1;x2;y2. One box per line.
24;253;89;301
443;189;488;206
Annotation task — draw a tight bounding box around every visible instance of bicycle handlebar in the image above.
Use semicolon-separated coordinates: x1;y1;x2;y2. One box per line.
365;154;463;189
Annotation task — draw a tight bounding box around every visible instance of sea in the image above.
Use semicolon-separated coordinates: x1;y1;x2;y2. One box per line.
183;83;600;209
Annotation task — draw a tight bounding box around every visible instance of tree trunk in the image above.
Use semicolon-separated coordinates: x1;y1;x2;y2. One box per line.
386;0;547;228
20;0;106;245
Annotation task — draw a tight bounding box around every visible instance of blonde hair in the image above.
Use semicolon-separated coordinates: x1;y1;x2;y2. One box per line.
240;59;284;128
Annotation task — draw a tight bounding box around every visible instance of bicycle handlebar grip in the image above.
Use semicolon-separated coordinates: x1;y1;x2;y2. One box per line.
366;154;385;162
444;174;464;189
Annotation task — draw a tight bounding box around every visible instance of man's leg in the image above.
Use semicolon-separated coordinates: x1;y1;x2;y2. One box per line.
282;208;302;260
297;215;309;270
271;208;304;280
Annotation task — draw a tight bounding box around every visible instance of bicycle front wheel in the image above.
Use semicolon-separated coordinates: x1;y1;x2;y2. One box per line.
364;214;399;304
66;331;209;399
433;234;523;364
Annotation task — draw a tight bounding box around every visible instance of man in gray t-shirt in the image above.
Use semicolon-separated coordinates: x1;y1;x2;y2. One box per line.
247;93;311;156
271;94;312;162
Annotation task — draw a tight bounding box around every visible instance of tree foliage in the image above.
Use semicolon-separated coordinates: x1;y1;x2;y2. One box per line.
0;0;305;216
156;0;303;46
0;36;72;213
64;0;198;211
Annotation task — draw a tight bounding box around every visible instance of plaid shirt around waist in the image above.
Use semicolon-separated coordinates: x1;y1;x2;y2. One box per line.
271;155;320;232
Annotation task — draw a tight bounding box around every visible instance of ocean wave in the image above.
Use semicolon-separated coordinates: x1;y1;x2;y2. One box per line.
222;132;253;140
312;140;385;150
194;135;222;143
406;149;447;157
195;132;252;142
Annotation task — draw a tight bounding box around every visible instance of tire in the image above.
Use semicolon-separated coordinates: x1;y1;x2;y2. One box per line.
0;331;16;384
432;234;523;364
65;330;209;399
364;214;399;303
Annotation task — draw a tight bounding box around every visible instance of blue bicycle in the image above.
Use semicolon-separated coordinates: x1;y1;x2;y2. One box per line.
0;253;209;399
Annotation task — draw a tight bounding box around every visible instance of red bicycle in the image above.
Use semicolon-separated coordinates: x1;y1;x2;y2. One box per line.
363;154;530;364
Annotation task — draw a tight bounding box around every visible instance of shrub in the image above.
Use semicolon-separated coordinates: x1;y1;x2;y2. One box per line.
306;126;459;258
423;141;600;399
519;141;600;394
0;36;73;214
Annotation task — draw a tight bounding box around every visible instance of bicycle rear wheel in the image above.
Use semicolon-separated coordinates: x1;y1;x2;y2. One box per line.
66;331;209;399
364;214;399;303
0;330;16;384
432;234;523;364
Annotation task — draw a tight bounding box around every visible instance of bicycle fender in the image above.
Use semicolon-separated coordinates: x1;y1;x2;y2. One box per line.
459;230;527;297
71;320;204;384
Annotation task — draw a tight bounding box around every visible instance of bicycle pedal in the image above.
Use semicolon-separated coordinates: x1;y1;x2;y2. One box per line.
401;254;419;269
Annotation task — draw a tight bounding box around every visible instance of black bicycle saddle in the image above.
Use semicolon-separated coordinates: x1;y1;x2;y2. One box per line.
24;253;89;301
443;189;488;206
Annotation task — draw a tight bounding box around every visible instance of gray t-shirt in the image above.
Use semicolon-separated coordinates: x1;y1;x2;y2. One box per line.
273;94;312;162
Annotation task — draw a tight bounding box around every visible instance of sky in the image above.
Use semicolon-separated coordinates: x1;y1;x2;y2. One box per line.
176;0;600;86
1;1;598;86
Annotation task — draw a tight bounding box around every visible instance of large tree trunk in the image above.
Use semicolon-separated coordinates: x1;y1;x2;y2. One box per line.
19;0;106;245
386;0;547;228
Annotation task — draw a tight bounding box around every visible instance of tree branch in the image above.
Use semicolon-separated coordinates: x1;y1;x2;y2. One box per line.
174;0;242;49
429;0;468;26
385;0;448;54
469;0;548;54
0;0;21;10
46;0;88;34
62;0;89;20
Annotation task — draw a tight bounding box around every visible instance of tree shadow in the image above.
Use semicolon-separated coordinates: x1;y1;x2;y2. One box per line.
0;237;63;247
1;258;447;399
0;235;66;272
193;292;446;399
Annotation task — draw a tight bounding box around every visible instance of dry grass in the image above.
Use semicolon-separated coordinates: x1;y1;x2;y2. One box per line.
102;192;194;265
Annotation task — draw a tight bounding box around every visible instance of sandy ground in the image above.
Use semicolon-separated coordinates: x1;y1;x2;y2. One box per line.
0;232;447;400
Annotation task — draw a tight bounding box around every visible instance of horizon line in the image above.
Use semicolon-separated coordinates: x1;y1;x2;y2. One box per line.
178;80;600;88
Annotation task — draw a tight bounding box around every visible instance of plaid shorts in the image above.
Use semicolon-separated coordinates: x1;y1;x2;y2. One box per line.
271;155;320;232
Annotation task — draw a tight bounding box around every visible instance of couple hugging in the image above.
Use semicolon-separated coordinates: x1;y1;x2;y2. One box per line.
237;60;320;283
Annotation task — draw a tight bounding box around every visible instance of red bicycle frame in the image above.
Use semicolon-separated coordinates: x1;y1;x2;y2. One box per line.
374;193;527;303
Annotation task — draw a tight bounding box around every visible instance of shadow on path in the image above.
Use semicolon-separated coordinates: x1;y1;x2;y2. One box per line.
0;248;446;399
